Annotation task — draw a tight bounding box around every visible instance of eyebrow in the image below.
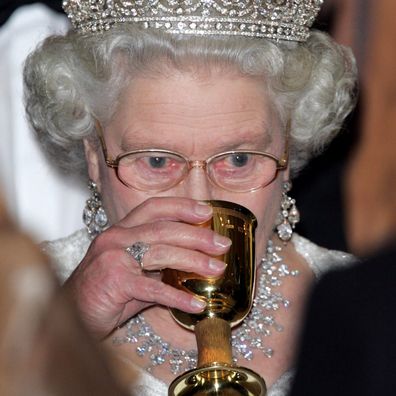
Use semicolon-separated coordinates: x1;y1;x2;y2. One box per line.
118;118;275;153
214;130;274;152
119;134;176;152
119;132;274;154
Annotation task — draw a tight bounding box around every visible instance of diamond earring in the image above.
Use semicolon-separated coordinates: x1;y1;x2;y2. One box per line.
83;180;108;238
275;181;300;242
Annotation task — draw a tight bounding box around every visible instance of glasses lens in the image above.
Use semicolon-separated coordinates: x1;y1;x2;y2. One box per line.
208;152;278;191
118;151;188;191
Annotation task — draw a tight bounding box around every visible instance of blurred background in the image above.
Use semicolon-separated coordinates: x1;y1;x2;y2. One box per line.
0;0;85;242
294;0;396;256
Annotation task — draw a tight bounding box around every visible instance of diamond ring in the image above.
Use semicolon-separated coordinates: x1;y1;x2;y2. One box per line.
125;242;150;270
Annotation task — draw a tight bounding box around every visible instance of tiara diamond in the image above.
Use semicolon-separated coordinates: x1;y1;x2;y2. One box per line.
63;0;323;42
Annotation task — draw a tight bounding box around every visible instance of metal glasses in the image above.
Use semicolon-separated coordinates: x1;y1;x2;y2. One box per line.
94;120;289;193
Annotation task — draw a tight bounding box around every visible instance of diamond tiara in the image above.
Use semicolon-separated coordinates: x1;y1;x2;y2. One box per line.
62;0;324;42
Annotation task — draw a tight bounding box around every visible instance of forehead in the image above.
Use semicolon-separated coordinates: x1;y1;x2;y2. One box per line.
108;70;280;153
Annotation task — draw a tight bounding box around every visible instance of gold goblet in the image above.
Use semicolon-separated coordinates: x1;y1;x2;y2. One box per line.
162;200;267;395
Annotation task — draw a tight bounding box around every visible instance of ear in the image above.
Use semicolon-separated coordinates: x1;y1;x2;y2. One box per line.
83;139;101;189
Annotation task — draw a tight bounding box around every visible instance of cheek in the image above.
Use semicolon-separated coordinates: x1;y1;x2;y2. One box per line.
238;184;282;257
97;165;148;224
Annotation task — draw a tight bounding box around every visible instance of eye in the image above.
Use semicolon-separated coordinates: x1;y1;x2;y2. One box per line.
138;153;185;174
148;156;167;168
229;153;249;167
210;152;254;176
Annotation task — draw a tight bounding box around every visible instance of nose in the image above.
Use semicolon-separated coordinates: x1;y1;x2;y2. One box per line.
177;163;214;201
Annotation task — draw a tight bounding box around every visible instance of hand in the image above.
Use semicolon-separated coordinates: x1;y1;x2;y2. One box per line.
64;197;231;339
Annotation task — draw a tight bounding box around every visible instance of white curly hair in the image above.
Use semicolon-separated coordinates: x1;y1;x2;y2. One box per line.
23;25;357;179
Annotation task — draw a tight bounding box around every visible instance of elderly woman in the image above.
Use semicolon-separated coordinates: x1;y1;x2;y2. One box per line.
23;0;356;394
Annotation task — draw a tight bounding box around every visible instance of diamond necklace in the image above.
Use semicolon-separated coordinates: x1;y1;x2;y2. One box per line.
113;240;299;374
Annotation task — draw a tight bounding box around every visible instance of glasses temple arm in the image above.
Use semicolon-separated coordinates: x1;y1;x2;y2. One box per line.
278;120;290;168
94;119;118;167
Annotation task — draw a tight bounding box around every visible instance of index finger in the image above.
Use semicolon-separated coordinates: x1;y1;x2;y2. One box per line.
118;197;213;228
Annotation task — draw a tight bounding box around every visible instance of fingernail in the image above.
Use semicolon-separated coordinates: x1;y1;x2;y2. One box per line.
195;201;213;217
191;297;206;310
213;234;232;248
209;259;227;272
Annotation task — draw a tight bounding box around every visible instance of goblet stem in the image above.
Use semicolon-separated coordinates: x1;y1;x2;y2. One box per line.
196;317;232;367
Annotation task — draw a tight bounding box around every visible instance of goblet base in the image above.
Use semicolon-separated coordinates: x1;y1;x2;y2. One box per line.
168;364;267;396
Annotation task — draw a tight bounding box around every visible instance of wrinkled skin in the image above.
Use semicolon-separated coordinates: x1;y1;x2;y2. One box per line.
65;69;288;339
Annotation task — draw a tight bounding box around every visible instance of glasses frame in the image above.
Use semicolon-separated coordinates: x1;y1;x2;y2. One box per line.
94;119;289;192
